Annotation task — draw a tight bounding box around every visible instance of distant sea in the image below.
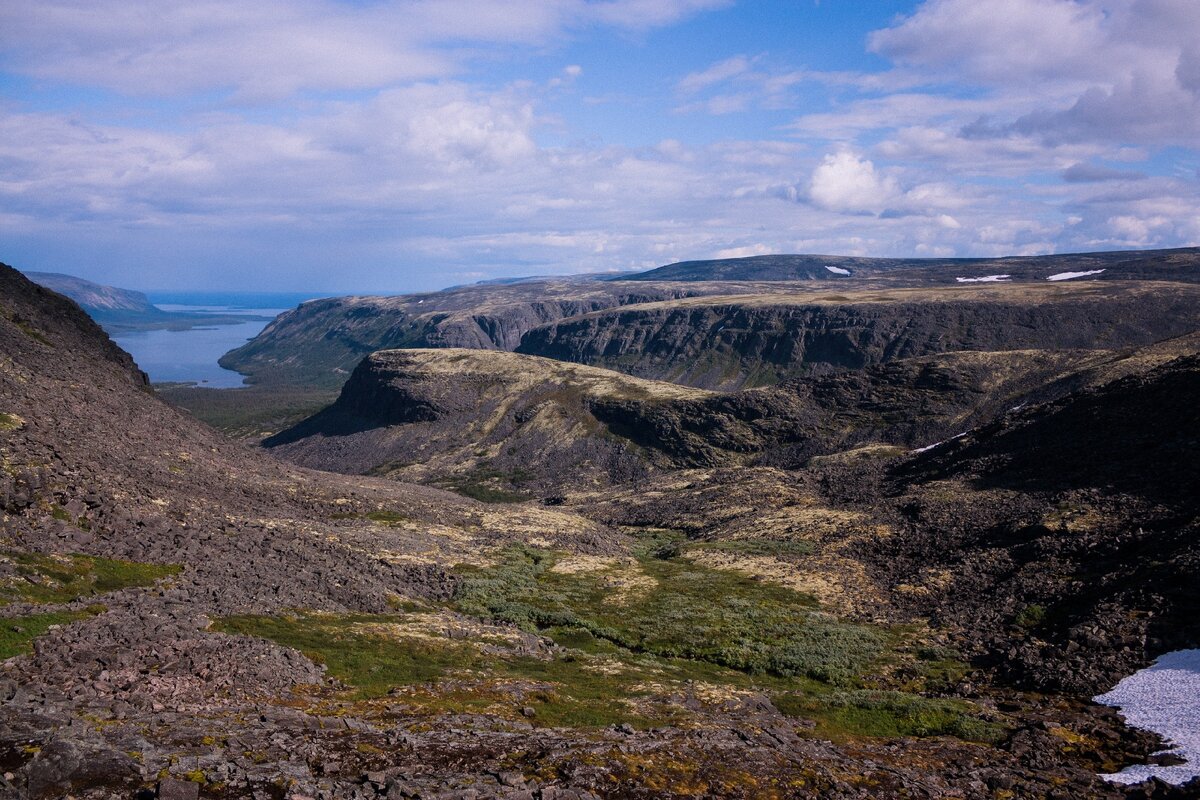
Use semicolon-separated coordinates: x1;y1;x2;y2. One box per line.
112;291;327;388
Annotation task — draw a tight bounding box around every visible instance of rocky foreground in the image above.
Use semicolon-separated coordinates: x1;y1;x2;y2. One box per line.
3;261;1200;798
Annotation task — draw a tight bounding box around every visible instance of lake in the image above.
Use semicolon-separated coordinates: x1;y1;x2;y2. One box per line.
111;293;320;388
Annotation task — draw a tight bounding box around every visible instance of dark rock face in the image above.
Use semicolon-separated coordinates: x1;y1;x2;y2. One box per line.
219;282;715;387
262;349;696;491
867;354;1200;694
517;283;1200;389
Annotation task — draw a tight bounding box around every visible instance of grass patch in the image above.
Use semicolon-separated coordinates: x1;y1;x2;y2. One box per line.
0;607;102;659
14;320;53;346
1014;604;1047;629
332;510;413;525
775;689;1006;743
437;469;532;503
213;611;680;729
214;540;1004;743
0;412;20;432
685;539;815;558
0;551;181;606
454;543;885;684
158;386;338;441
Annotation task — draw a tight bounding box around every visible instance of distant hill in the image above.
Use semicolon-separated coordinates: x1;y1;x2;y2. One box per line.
23;270;271;332
24;271;165;317
620;247;1200;283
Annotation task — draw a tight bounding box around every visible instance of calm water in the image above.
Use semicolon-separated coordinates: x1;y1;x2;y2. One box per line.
111;295;314;388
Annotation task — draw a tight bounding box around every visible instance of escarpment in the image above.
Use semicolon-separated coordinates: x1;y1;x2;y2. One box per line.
219;281;721;387
516;282;1200;389
263;348;714;493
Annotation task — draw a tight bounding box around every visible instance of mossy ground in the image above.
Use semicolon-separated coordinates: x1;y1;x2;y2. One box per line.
157;385;338;441
0;551;182;606
0;607;103;659
217;538;1004;742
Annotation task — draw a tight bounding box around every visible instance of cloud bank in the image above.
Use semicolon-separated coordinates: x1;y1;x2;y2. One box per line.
0;0;1196;290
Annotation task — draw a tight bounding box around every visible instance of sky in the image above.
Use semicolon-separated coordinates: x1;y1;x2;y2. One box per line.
1;0;1198;293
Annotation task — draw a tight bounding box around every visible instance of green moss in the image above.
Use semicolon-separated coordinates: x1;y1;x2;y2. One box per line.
215;612;477;698
685;539;815;558
0;607;102;659
15;321;53;346
212;610;679;729
0;551;181;606
1014;604;1047;629
774;689;1006;743
437;473;531;504
453;543;886;684
365;510;411;525
0;412;20;432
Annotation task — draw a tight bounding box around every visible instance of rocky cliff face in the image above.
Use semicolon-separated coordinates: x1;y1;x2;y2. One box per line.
219;280;721;387
264;349;713;493
265;342;1177;495
517;282;1200;389
861;352;1200;695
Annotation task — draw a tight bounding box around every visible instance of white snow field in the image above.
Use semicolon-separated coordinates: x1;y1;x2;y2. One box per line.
1047;269;1106;281
1094;649;1200;785
825;265;851;275
955;275;1011;283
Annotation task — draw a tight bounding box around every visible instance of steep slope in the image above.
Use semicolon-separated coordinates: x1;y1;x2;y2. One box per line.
22;271;163;316
219;279;727;387
854;352;1200;695
220;249;1200;392
264;340;1192;499
517;281;1200;389
0;264;641;797
263;349;713;494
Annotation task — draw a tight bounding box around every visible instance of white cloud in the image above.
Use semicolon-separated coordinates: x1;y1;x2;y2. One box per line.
867;0;1200;146
0;0;728;99
807;151;900;214
678;56;753;94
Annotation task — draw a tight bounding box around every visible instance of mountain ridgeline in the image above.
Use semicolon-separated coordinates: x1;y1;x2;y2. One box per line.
223;259;1200;391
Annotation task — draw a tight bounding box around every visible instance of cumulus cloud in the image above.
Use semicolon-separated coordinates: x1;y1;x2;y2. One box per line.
807;151;900;214
867;0;1200;146
1;0;1196;290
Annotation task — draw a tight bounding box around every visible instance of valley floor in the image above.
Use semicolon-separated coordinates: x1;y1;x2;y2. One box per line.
4;261;1200;799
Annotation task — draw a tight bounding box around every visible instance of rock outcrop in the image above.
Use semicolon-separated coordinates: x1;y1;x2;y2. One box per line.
517;282;1200;388
264;349;712;492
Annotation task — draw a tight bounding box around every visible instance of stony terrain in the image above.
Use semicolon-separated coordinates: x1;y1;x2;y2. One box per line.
4;257;1200;799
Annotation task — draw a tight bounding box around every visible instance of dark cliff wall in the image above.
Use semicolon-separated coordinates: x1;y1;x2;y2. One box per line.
220;286;707;387
517;286;1200;389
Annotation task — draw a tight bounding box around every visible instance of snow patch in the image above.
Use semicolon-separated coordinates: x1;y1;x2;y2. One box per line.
910;432;967;454
825;265;851;276
1094;649;1200;785
955;274;1010;283
1047;269;1105;281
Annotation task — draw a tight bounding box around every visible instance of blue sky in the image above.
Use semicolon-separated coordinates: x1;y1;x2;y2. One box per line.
1;0;1198;292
